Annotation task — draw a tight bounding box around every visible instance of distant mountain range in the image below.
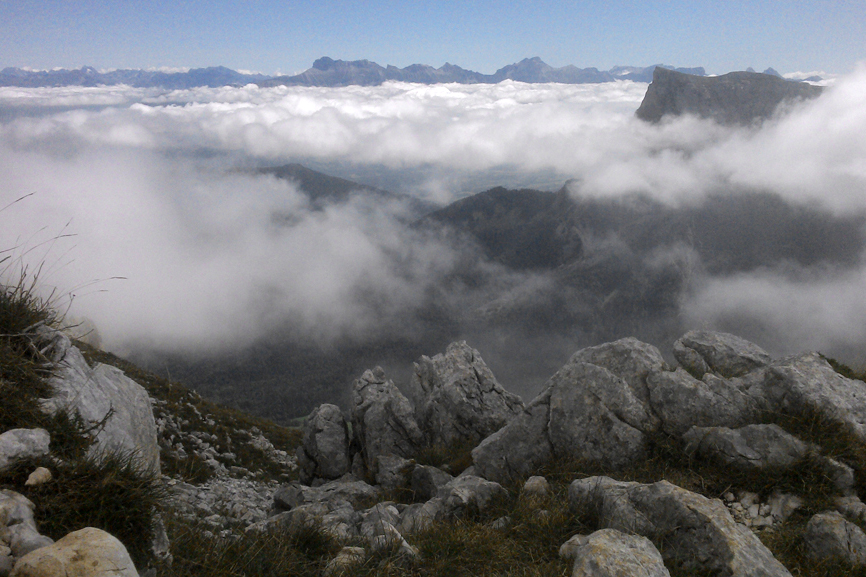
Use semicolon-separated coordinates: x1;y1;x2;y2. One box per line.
0;58;732;89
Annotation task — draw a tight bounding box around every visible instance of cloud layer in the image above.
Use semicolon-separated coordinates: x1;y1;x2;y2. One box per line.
2;70;866;365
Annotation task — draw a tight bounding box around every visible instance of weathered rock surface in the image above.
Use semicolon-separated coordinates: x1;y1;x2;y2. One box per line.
755;352;866;442
374;454;413;491
437;475;507;518
803;511;866;565
647;368;759;435
523;476;550;499
273;479;380;513
547;361;658;466
42;331;159;473
636;67;823;125
410;465;453;502
567;337;667;404
296;404;350;483
351;367;424;472
0;430;50;473
682;424;812;469
559;529;671;577
473;345;660;483
472;393;553;484
411;341;524;447
323;546;365;576
0;490;54;560
10;527;138;577
674;330;773;378
569;477;792;577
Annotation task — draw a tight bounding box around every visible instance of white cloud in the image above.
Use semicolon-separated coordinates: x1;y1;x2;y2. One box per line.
2;70;866;359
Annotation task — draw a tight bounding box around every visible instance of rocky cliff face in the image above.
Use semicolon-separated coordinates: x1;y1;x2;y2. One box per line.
636;67;823;125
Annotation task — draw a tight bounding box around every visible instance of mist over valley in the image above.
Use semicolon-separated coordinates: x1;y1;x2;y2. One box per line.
2;66;865;424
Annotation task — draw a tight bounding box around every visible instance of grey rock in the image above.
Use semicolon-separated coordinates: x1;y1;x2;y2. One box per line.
273;479;379;513
756;352;866;443
682;424;811;469
0;430;50;473
471;393;553;484
547;361;658;468
673;331;772;378
647;368;759;436
43;336;160;473
359;502;401;540
835;495;866;523
473;351;660;483
523;476;550;499
351;367;424;473
803;511;866;565
0;551;13;576
489;516;511;530
559;529;671;577
297;404;350;483
0;491;53;558
568;337;667;404
323;546;365;577
398;498;445;535
437;475;507;519
374;454;413;491
569;477;792;577
412;341;524;447
767;492;803;523
411;465;453;502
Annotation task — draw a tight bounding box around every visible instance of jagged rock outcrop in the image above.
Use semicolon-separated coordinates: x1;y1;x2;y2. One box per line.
473;338;662;483
9;527;138;577
569;477;792;577
351;367;424;474
296;404;350;484
636;67;823;125
559;529;671;577
411;341;524;447
39;330;160;473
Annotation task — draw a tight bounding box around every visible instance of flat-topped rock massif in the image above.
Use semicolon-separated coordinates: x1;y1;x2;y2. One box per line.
636;67;824;125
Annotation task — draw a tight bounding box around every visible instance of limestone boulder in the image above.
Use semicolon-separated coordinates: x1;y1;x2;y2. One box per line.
411;341;524;447
568;337;667;404
0;430;50;473
682;424;812;469
803;511;866;565
547;361;658;468
559;529;671;577
471;392;553;484
0;491;53;559
755;352;866;442
410;465;453;502
296;404;350;483
42;334;159;473
10;527;138;577
437;475;507;519
673;330;772;378
374;454;413;491
351;367;424;472
569;477;792;577
647;368;760;436
473;356;658;483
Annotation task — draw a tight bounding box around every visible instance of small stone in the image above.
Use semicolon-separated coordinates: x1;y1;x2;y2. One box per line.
739;491;759;508
523;476;550;498
748;504;760;518
489;516;511;530
24;468;52;487
724;492;736;503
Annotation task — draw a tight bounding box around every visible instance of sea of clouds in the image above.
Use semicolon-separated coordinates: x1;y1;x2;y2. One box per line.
1;69;865;362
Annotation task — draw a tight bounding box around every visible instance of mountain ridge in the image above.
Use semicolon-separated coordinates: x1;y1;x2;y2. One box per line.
0;59;716;88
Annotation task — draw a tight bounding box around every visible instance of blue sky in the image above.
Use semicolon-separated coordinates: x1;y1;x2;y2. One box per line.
1;0;863;75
